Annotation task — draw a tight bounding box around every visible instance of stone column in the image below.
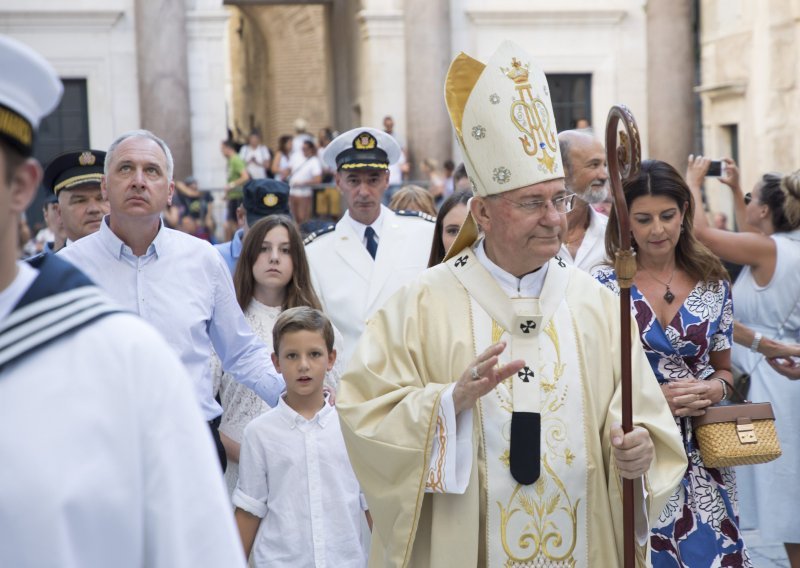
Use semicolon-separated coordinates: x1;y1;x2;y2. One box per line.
330;0;358;131
134;0;193;180
185;6;230;191
646;0;695;171
358;8;406;132
403;0;451;178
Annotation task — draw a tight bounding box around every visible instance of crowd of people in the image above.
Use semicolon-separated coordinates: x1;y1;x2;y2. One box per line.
5;34;800;568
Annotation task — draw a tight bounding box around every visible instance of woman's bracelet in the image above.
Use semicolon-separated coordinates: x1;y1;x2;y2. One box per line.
714;377;729;401
750;331;763;353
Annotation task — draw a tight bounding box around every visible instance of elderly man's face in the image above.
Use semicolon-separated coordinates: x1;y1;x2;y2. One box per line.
475;178;568;276
103;136;173;221
57;184;109;241
567;137;608;205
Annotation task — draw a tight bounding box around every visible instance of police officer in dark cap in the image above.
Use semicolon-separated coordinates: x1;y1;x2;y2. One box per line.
43;149;108;246
37;192;65;254
215;178;290;273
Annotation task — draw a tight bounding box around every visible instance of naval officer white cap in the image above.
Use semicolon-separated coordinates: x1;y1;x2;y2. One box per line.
322;127;401;172
0;35;63;156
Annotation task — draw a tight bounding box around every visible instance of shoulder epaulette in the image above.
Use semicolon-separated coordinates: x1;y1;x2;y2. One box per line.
395;209;436;223
303;224;335;245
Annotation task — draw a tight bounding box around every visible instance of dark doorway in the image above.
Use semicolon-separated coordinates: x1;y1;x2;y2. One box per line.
547;73;592;132
26;78;90;231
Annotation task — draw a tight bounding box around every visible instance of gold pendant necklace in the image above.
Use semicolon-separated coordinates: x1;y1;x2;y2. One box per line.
643;267;676;304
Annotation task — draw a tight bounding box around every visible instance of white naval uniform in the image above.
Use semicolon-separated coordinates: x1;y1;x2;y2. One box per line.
305;205;435;366
0;262;246;568
559;206;609;274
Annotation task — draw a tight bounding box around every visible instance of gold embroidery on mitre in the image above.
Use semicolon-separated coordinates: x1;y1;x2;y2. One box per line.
501;56;558;174
262;193;279;207
498;455;579;566
78;151;96;166
353;132;377;150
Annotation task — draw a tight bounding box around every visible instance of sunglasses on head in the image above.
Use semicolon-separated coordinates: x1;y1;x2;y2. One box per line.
744;193;752;205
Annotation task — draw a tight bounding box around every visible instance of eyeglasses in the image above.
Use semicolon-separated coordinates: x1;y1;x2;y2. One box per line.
744;193;752;205
491;193;576;215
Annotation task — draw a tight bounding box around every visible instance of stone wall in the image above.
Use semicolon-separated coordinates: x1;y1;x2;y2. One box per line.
227;4;333;151
698;0;800;218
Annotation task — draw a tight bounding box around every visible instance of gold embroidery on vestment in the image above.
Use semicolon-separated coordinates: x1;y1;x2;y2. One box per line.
426;414;447;492
497;456;579;566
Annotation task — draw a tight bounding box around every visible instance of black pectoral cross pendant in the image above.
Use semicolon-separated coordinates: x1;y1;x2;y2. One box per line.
663;287;675;304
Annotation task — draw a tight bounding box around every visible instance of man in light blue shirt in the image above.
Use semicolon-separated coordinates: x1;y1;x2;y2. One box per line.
59;129;285;470
215;178;290;274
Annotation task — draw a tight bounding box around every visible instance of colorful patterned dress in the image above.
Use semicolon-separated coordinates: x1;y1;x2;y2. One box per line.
595;268;751;567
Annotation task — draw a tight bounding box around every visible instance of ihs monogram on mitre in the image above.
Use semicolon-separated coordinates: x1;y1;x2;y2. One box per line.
502;57;558;175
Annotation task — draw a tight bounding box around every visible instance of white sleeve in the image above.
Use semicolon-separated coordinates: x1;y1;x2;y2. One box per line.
135;320;247;568
635;477;650;546
232;424;270;518
424;384;473;494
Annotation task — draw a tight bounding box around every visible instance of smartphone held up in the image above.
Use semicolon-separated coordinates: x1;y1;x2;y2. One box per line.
706;160;727;178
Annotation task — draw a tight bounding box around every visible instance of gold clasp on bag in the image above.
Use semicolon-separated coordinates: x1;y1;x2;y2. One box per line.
737;418;758;444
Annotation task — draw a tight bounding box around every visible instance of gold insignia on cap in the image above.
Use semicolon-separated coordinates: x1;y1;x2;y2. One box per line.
353;132;377;151
263;193;279;207
78;151;96;166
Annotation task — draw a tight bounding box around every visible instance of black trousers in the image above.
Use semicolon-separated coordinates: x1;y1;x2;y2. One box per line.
208;416;227;472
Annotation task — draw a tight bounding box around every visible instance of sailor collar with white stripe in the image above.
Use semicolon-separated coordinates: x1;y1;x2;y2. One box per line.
473;238;549;297
0;262;37;322
0;255;120;369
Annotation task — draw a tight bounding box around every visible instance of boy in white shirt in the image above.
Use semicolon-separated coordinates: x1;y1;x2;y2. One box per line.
234;307;370;567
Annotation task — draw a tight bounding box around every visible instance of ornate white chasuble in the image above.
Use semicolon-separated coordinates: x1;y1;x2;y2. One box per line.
449;251;589;567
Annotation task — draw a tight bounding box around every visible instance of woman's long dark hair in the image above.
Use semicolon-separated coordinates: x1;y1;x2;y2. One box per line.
233;215;322;312
428;190;472;267
604;159;729;283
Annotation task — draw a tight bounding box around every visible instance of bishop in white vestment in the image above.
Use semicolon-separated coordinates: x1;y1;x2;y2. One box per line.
337;41;686;568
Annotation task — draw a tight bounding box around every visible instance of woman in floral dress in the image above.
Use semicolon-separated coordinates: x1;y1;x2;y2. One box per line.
595;160;749;567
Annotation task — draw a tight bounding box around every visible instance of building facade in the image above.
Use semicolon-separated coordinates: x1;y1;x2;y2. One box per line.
9;0;793;218
697;0;800;220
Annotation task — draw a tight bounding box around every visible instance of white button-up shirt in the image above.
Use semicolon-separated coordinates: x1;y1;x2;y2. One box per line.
59;218;284;419
344;206;386;249
233;396;367;568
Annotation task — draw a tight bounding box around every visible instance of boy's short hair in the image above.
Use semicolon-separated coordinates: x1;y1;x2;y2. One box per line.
273;306;334;355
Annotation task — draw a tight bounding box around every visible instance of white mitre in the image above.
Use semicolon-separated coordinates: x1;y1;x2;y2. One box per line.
444;41;565;258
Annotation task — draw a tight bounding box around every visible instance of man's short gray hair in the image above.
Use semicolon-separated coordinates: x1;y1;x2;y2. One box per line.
105;129;174;180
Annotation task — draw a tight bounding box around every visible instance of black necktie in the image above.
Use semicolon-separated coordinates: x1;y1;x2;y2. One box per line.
364;226;378;259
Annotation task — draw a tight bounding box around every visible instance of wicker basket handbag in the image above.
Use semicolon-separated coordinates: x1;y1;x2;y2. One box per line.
693;399;782;468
